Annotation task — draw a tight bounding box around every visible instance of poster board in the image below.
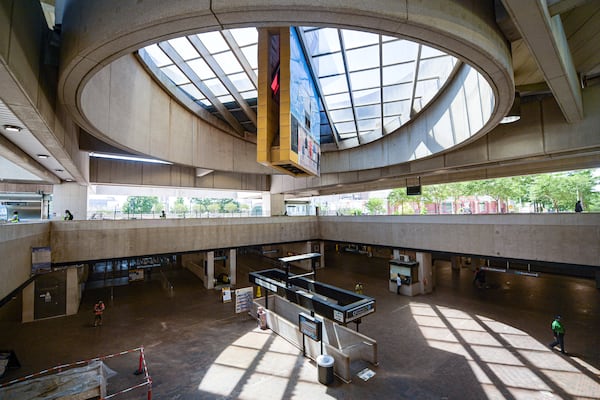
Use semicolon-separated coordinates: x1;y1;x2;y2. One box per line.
222;287;232;303
31;247;51;275
234;287;253;313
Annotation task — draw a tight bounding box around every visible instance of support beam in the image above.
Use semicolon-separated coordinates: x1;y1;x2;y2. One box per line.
502;0;583;122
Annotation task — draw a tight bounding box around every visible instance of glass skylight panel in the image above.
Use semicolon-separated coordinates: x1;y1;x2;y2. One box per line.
217;95;235;104
353;88;380;106
421;45;446;58
341;29;379;49
197;31;229;53
349;68;380;91
313;53;345;77
383;40;419;65
213;52;243;74
179;83;204;100
329;108;355;122
357;118;379;131
240;90;257;99
141;26;459;146
168;37;199;60
241;45;258;69
335;121;357;134
383;63;415;85
203;78;229;96
161;65;190;85
143;44;172;67
324;93;351;109
345;45;380;71
383;83;413;102
228;72;254;92
355;104;381;119
418;57;453;81
320;75;349;95
230;27;258;47
303;28;341;55
188;58;215;80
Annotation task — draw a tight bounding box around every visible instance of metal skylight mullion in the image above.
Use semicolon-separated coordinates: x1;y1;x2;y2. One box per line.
296;27;340;148
187;35;257;126
409;44;423;118
379;34;384;137
158;42;245;135
337;29;360;144
221;30;258;88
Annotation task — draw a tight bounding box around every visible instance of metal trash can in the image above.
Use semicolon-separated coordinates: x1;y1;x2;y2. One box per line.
316;354;334;385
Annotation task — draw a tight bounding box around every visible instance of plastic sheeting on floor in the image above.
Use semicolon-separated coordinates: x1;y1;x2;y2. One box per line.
0;360;115;399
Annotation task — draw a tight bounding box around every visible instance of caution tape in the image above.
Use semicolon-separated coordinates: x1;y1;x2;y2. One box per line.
0;346;151;400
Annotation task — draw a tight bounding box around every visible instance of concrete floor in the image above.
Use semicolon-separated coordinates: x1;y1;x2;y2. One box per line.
1;252;599;399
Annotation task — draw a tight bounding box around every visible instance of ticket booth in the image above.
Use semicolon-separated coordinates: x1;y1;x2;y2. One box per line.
389;257;420;296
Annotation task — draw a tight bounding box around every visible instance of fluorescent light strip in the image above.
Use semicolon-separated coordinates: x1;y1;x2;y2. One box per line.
89;152;172;165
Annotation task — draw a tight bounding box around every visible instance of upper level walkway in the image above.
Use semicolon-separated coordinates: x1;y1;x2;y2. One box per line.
2;213;598;300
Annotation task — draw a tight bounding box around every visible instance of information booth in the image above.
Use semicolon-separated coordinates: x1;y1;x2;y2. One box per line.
389;257;420;296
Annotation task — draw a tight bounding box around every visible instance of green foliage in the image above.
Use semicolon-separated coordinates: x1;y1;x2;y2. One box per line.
172;197;188;214
122;196;161;214
365;198;385;215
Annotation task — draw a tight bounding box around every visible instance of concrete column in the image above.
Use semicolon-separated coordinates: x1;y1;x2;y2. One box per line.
262;192;285;216
52;182;88;220
65;267;80;315
416;252;433;294
319;241;325;269
229;249;237;286
206;251;215;289
451;256;461;271
22;282;34;323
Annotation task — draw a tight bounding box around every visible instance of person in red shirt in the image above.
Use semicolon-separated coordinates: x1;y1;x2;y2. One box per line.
94;300;105;327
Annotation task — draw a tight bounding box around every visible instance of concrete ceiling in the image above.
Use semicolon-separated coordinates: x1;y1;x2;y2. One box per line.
0;0;599;187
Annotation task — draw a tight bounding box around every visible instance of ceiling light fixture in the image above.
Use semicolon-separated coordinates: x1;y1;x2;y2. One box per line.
55;169;64;172
3;124;22;132
500;92;521;124
89;152;173;165
37;154;50;159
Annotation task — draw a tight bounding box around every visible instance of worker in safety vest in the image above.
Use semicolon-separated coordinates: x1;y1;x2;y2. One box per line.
10;211;19;223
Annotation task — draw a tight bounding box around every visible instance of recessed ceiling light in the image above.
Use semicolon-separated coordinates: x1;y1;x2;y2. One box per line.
55;169;64;172
3;124;22;132
65;178;73;182
37;154;50;159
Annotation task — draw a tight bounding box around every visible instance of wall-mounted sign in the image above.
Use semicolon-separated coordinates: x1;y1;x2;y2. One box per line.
345;301;375;322
299;312;322;342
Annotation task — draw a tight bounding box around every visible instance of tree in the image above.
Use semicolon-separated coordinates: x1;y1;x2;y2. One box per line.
388;188;412;214
122;196;161;214
224;202;239;213
421;184;450;214
365;198;385;215
172;197;188;214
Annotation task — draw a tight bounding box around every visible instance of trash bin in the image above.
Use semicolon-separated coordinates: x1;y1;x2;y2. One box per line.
316;354;334;385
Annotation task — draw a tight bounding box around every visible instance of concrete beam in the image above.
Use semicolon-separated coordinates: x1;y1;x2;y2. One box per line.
502;0;583;122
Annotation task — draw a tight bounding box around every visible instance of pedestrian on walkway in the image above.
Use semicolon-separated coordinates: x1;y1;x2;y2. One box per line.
548;315;566;354
354;282;363;294
93;300;105;327
396;273;402;294
575;200;583;212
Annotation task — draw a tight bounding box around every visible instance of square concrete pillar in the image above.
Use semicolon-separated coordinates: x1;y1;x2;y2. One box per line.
229;249;237;286
22;282;34;323
416;252;433;294
66;267;80;315
206;251;214;289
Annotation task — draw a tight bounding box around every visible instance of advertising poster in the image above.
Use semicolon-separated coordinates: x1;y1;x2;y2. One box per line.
235;287;254;313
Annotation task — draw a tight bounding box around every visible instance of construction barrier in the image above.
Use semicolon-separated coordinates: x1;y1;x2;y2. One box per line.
0;346;152;399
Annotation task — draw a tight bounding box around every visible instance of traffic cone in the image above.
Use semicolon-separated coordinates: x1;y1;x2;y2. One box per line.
256;286;262;298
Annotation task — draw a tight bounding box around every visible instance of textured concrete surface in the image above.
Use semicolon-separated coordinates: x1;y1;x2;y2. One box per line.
1;251;599;399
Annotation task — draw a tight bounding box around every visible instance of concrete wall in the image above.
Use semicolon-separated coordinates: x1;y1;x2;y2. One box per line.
0;222;50;300
50;216;319;264
318;214;600;267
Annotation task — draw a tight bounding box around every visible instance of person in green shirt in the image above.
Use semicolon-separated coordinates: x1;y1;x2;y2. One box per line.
548;315;566;354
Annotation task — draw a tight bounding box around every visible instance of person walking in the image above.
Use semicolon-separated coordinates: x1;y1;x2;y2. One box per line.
548;315;566;354
93;300;105;327
396;273;402;294
9;211;19;223
575;200;583;213
64;210;74;220
354;282;363;294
